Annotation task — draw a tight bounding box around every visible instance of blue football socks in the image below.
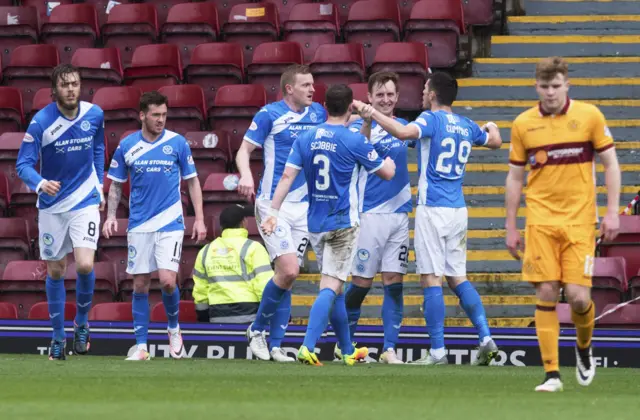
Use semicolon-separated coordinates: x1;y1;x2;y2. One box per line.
423;286;445;352
454;281;491;342
46;275;66;341
75;270;95;327
162;287;180;330
382;283;404;350
252;279;286;331
329;292;354;355
132;292;149;345
302;288;337;350
269;289;291;350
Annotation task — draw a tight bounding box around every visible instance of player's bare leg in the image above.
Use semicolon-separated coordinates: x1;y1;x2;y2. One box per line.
159;269;185;359
46;258;67;361
378;272;404;364
412;274;448;365
72;247;96;355
127;274;151;361
534;281;563;392
565;283;596;386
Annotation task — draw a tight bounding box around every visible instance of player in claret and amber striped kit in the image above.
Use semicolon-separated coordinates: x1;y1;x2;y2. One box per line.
505;57;622;392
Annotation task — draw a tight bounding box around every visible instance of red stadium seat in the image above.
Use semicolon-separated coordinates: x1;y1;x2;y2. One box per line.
28;301;77;320
71;47;123;102
223;2;280;66
283;2;339;63
208;84;267;150
63;262;118;305
29;88;53;121
124;44;183;92
326;0;358;25
344;0;401;68
184;131;231;184
9;180;38;230
161;2;220;67
3;45;59;116
463;0;494;27
0;302;18;319
599;215;640;282
398;0;420;24
150;300;198;322
248;41;304;103
212;0;252;25
0;6;39;70
348;83;369;103
275;81;327;103
158;84;207;133
269;0;312;23
102;4;159;68
0;132;23;200
83;0;135;28
0;260;48;318
93;86;142;157
0;87;25;132
597;303;640;328
143;0;190;27
370;42;430;112
97;217;129;282
40;4;100;65
185;42;245;109
592;256;628;316
89;302;133;321
22;0;72;25
0;172;11;213
202;173;248;217
310;43;365;87
0;217;31;272
630;269;640;299
404;0;465;68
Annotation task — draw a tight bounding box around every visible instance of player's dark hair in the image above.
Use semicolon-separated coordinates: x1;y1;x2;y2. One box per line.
139;91;168;113
51;64;80;93
428;72;458;107
280;64;312;95
368;71;399;93
325;84;353;117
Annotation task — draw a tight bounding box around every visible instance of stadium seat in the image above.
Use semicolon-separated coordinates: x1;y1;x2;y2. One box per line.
597;303;640;328
0;87;25;133
0;6;39;70
158;84;207;133
275;81;327;103
269;0;312;24
83;0;135;28
124;44;183;92
9;180;38;230
247;41;304;103
0;260;48;318
343;0;402;68
369;42;430;112
97;217;130;283
71;47;123;102
185;43;245;109
283;2;339;64
0;302;18;319
630;270;640;300
143;0;189;27
599;215;640;282
21;0;72;25
212;0;251;25
326;0;358;25
89;302;133;321
29;88;52;121
223;2;280;66
398;0;420;24
348;82;369;103
40;4;100;65
592;256;628;316
161;2;220;67
63;262;118;305
184;131;231;184
0;172;11;213
404;0;465;68
3;45;59;116
462;0;494;27
92;86;142;157
202;173;248;217
310;43;365;87
150;300;198;322
0;217;31;270
102;4;159;68
208;84;267;150
28;301;77;320
0;132;23;201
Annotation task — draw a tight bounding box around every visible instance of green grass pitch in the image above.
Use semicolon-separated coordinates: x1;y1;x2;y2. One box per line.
1;355;639;420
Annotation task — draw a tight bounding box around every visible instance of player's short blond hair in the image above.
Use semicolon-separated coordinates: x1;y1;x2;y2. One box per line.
535;57;569;81
280;64;312;96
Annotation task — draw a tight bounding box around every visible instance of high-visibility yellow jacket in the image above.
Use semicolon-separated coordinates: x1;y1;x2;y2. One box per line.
192;228;274;323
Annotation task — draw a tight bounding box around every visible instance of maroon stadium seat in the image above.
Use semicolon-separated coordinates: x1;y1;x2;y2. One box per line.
0;260;48;318
212;0;252;25
599;215;640;281
144;0;190;27
150;300;198;322
184;131;231;184
9;180;38;231
22;0;72;25
3;45;59;116
102;4;159;68
0;217;31;272
275;81;327;103
89;302;133;321
630;269;640;300
0;87;25;132
40;4;100;65
592;256;628;316
248;41;304;103
158;84;207;133
370;42;430;112
208;84;267;150
93;86;142;157
269;0;312;24
0;302;18;319
83;0;135;28
124;44;183;92
29;88;52;122
71;47;123;102
0;132;24;202
283;2;339;63
462;0;494;27
404;0;465;68
97;217;129;283
63;261;118;305
202;173;248;217
344;0;401;68
28;301;77;320
0;6;39;70
161;2;220;67
310;43;365;87
398;0;420;24
223;2;280;66
326;0;358;25
185;42;245;109
348;83;369;103
597;303;640;328
0;172;11;213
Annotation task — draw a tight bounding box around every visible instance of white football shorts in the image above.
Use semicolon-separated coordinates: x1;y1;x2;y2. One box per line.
351;212;409;278
414;205;468;277
255;199;309;266
39;206;100;261
126;230;184;275
310;226;360;282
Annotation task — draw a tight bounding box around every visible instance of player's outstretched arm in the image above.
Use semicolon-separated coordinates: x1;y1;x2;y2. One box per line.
236;140;258;201
187;176;207;242
352;100;419;140
599;147;621;241
481;122;503;150
261;166;299;236
102;181;122;239
505;166;525;260
375;157;396;180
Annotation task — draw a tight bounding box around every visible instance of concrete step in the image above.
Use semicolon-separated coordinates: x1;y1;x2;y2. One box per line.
473;57;640;78
508;15;640;35
457;77;640;101
453;100;640;120
524;0;640;16
465;143;640;163
490;35;640;58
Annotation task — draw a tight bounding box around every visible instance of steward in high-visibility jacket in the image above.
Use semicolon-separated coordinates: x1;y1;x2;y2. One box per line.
192;204;274;323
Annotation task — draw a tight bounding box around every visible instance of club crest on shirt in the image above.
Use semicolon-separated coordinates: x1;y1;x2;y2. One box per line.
367;150;379;161
162;145;173;155
110;159;119;168
23;133;34;143
310;112;317;123
81;121;91;131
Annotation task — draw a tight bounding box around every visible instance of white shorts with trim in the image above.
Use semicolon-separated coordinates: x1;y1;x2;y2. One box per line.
39;206;100;261
126;230;184;275
255;199;309;266
310;226;360;282
351;213;409;278
414;205;468;277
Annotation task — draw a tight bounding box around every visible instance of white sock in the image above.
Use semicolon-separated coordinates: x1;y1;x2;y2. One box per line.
480;336;492;346
430;347;446;359
168;325;180;334
137;343;148;352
